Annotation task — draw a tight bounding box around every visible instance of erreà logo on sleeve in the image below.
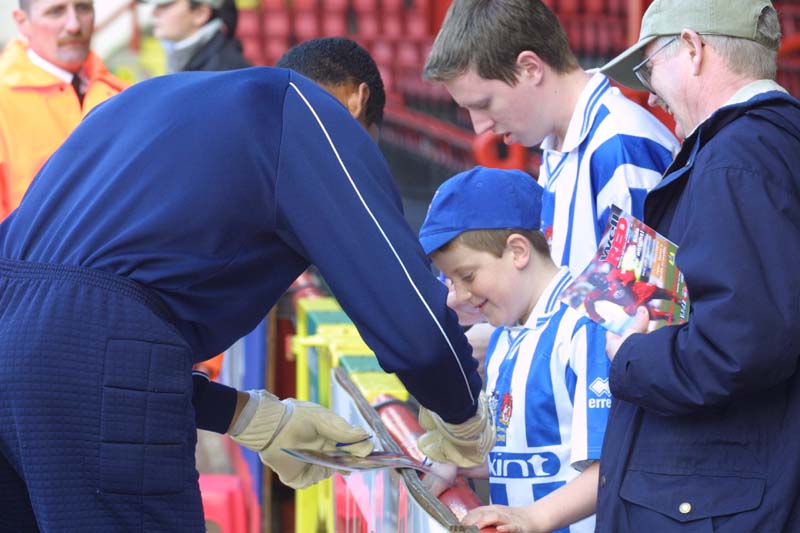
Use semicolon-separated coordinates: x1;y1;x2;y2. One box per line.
589;377;612;408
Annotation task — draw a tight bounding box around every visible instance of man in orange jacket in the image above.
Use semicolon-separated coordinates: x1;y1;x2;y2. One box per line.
0;0;128;221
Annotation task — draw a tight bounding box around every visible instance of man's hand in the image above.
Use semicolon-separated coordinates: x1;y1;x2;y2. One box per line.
606;306;650;361
417;390;495;467
229;390;373;488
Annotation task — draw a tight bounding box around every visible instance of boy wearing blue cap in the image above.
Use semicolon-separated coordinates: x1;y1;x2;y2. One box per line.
419;166;611;533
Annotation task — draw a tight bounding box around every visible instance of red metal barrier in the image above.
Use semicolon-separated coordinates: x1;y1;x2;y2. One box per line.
372;394;498;532
473;131;528;171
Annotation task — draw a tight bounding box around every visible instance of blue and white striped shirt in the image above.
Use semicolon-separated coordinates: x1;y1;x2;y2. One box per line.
539;72;679;275
485;267;611;533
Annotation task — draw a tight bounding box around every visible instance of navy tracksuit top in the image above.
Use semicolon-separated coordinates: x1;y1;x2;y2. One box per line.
0;67;481;424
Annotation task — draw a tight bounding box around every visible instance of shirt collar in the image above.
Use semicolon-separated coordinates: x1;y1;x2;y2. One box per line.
540;70;610;153
519;266;573;329
722;79;788;108
26;48;79;84
686;80;789;138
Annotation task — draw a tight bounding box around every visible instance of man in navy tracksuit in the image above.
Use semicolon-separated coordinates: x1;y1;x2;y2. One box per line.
598;0;800;530
0;68;493;530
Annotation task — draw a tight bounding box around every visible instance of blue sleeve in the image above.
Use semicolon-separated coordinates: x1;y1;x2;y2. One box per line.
273;77;481;423
192;372;238;433
611;163;800;416
570;318;611;462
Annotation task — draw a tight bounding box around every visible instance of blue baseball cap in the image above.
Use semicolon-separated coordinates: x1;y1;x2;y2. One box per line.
419;166;543;255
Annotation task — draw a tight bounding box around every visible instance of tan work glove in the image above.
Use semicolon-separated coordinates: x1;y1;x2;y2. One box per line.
229;390;373;488
417;390;495;467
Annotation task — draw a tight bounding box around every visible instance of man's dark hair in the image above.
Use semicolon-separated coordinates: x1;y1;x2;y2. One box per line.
276;37;385;127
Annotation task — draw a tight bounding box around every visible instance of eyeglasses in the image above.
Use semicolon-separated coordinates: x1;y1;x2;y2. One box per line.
632;36;678;94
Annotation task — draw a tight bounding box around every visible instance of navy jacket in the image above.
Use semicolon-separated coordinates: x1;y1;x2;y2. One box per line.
0;68;481;427
596;92;800;531
184;30;251;72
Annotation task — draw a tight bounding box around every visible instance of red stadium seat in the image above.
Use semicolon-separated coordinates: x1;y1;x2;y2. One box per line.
261;0;286;11
405;10;430;39
557;0;581;15
585;0;606;15
322;0;349;10
199;474;249;533
293;10;319;41
378;64;395;92
370;39;395;65
264;36;289;65
321;12;348;36
355;13;381;40
236;8;261;38
291;0;317;10
240;35;266;65
352;0;377;13
406;0;430;10
396;41;421;69
263;9;290;38
382;0;404;14
383;16;403;39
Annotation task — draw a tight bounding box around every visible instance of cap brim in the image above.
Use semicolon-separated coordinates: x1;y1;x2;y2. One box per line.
419;230;462;256
600;36;658;92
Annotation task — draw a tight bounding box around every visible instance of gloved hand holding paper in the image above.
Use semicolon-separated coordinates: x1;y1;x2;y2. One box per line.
416;390;495;467
229;390;374;488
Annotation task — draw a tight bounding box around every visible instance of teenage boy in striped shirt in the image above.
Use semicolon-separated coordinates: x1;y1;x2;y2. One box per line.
419;166;610;533
424;0;678;294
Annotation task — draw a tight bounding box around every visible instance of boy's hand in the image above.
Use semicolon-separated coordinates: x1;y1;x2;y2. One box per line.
462;504;543;533
421;461;458;497
606;306;650;361
417;390;495;467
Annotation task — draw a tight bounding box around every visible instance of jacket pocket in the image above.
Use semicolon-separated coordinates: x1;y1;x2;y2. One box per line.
620;469;765;527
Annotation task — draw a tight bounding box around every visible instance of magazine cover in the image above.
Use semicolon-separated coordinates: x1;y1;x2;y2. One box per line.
560;206;690;335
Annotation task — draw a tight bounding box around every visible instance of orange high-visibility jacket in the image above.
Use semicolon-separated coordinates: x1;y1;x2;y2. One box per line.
0;40;129;221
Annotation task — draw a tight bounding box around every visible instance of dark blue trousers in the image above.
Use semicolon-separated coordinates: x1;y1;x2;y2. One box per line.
0;260;204;531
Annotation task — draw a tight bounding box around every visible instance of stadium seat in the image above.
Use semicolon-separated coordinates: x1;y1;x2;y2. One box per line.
321;12;348;36
355;12;381;41
240;35;266;65
263;9;290;38
293;10;320;41
383;16;403;39
405;9;429;39
264;36;289;65
236;8;261;38
199;474;249;533
382;0;404;14
322;0;349;10
261;0;286;10
352;0;378;13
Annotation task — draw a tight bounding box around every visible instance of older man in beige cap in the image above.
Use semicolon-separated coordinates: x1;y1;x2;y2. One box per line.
596;1;800;531
143;0;250;72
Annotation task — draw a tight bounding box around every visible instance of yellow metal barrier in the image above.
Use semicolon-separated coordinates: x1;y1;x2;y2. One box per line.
291;297;414;533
